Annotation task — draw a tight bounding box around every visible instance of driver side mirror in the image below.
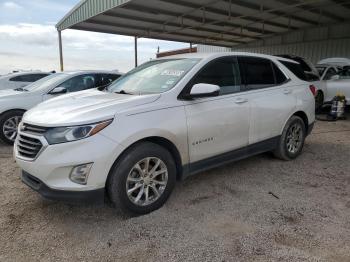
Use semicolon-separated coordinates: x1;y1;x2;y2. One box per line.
185;83;220;99
49;86;67;95
330;75;340;80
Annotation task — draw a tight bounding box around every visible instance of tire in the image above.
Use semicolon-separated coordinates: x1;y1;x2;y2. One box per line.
274;116;306;161
107;142;176;215
315;91;324;113
0;110;24;145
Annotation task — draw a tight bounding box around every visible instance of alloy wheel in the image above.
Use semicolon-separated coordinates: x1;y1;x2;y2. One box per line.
126;157;168;206
3;116;22;142
286;123;302;154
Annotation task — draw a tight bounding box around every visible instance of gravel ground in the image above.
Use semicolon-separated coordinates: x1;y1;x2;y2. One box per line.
0;118;349;262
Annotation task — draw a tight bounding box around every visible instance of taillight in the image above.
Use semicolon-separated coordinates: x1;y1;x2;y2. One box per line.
309;85;317;96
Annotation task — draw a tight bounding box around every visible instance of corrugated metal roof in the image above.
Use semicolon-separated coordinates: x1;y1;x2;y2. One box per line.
56;0;350;47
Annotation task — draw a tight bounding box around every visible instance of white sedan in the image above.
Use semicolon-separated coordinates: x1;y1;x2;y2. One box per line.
0;71;121;144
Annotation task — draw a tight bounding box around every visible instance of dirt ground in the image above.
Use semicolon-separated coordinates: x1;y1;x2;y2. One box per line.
0;118;349;262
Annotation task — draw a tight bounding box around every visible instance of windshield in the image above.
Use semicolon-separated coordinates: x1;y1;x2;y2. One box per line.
339;67;350;79
107;58;200;94
25;73;68;91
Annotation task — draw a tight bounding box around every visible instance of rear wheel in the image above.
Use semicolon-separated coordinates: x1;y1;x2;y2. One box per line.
107;142;176;215
0;110;24;145
274;116;306;160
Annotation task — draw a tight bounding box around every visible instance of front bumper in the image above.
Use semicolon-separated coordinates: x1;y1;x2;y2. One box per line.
22;170;105;203
15;131;126;196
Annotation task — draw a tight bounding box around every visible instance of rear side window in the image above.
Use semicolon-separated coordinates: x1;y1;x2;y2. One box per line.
239;57;275;89
9;74;49;82
190;56;241;95
279;60;308;81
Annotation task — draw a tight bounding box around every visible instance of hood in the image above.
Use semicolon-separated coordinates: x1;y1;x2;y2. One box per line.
23;89;160;126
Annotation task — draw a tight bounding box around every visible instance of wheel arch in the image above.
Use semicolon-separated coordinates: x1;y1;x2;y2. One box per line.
106;136;184;189
292;111;309;133
0;108;26;117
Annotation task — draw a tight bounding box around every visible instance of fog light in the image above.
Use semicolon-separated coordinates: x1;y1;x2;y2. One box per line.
69;163;93;185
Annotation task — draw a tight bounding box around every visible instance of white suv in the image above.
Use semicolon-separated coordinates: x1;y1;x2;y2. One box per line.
15;53;315;214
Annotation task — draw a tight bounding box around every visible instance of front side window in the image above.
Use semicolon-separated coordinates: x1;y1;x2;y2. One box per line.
59;74;97;92
26;73;68;92
239;57;275;89
97;74;121;90
108;58;200;95
190;57;241;95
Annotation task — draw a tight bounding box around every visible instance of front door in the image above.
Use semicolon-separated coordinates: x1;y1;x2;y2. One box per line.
183;56;250;163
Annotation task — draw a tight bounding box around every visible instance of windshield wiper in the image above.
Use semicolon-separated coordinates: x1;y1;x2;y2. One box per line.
14;87;28;92
115;90;133;95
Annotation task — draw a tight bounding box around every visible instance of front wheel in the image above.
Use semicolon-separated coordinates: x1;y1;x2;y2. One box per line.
107;142;176;215
0;110;24;145
274;116;306;161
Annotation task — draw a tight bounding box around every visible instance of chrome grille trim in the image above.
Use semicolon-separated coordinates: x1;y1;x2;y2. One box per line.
17;134;43;159
21;123;48;135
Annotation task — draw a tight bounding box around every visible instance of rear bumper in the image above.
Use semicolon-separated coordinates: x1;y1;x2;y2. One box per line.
21;170;105;203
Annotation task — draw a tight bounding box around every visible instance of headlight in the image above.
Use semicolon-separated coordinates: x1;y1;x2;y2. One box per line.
44;119;113;144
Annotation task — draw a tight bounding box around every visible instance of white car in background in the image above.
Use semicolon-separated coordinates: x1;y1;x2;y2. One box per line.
315;65;350;106
318;57;350;68
0;71;52;90
14;52;315;214
0;71;121;144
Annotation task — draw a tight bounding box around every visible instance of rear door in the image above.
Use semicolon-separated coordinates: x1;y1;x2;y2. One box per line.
183;56;250;163
238;56;296;144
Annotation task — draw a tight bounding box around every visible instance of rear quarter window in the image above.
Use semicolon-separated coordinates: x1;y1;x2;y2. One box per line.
279;60;308;81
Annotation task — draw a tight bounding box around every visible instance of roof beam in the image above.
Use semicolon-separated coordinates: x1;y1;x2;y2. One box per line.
84;19;247;44
276;0;345;22
230;0;320;25
123;3;280;35
103;11;261;40
329;0;350;9
72;22;238;47
159;0;302;29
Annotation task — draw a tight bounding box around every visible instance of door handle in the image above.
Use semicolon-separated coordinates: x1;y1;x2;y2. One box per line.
235;98;248;104
283;89;292;94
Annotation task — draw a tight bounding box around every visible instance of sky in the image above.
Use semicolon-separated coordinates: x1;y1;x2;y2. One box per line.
0;0;188;74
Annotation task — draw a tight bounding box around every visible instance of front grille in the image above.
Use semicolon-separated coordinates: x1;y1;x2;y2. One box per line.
21;123;48;135
17;134;43;159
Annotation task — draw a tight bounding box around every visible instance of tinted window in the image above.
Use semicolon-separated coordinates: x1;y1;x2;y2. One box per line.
280;60;308;81
316;66;327;76
272;63;288;84
9;73;49;82
190;57;241;95
239;57;275;88
323;68;337;80
339;67;350;79
97;74;121;89
59;74;97;92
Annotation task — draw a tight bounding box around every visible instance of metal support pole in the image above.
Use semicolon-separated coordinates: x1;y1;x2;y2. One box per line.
58;30;64;72
134;36;138;67
190;43;193;52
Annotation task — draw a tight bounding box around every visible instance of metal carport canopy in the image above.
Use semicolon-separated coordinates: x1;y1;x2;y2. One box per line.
56;0;350;70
